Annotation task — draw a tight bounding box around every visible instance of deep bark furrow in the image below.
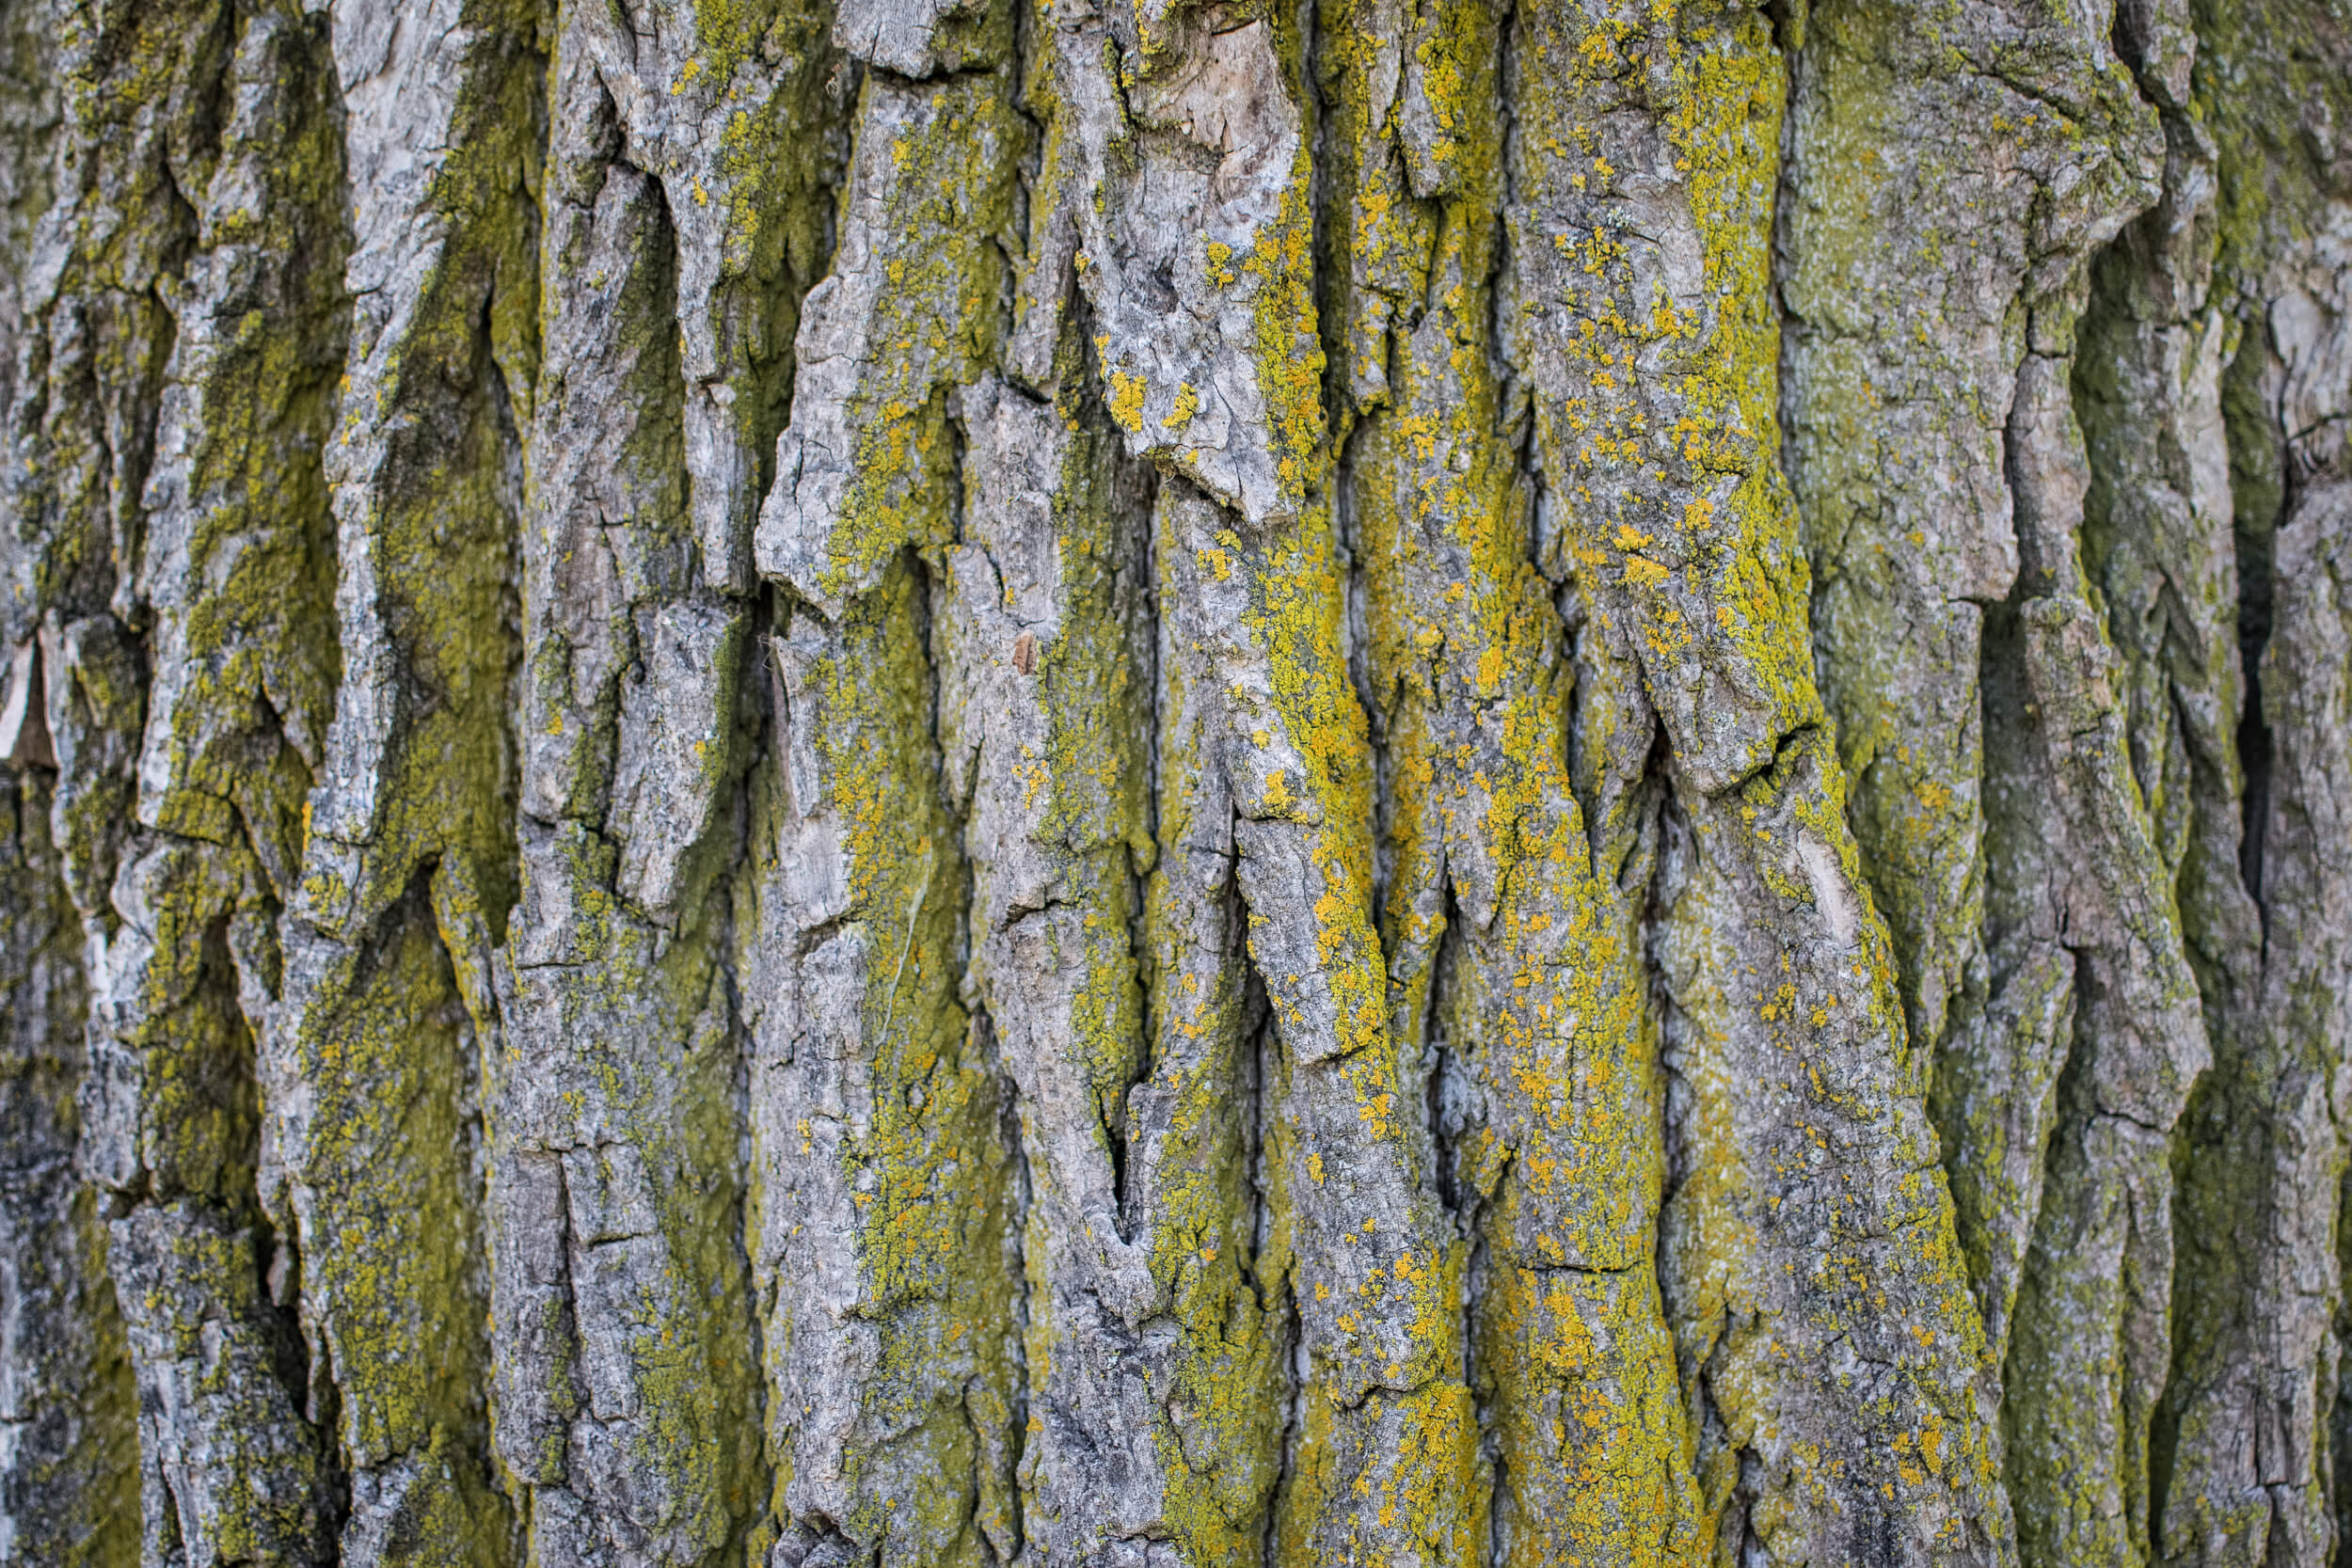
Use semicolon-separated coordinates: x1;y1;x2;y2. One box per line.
1505;7;2010;1560
1327;2;1696;1559
0;767;136;1565
2155;7;2352;1565
251;3;551;1560
2;2;2350;1566
748;12;1027;1555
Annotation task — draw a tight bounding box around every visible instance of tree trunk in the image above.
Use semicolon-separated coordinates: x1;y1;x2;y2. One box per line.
0;0;2346;1563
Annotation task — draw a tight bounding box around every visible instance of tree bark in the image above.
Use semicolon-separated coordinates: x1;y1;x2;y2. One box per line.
0;0;2346;1564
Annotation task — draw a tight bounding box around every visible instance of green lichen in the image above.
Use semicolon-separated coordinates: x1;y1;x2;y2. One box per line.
0;771;140;1567
1242;166;1329;511
801;556;1021;1564
1511;6;2010;1559
284;875;510;1565
1332;2;1701;1555
809;69;1027;603
274;3;553;1559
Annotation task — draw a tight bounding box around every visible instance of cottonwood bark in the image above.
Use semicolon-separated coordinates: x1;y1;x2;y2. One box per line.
0;0;2346;1564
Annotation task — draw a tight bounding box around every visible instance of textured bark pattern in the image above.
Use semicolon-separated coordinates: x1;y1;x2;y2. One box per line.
0;0;2346;1565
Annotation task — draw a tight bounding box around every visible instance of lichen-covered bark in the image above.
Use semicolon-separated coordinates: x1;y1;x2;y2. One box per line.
477;5;832;1561
0;4;138;1561
1329;4;1696;1558
2;1;2350;1566
2155;6;2352;1564
746;11;1027;1558
0;768;135;1567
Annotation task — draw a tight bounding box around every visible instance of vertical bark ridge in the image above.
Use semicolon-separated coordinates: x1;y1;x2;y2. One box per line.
1776;4;2235;1563
1505;4;2011;1560
6;2;356;1560
0;0;208;927
261;2;547;1559
1775;3;2175;1433
0;5;143;1562
1144;476;1296;1563
1164;478;1490;1564
2072;9;2266;1560
1326;0;1700;1559
945;367;1161;1566
2245;479;2352;1568
484;2;825;1560
1780;2;2160;1075
0;766;138;1566
1993;338;2209;1568
752;557;1025;1564
939;339;1290;1557
2153;7;2352;1565
747;8;1027;1555
636;0;850;602
1020;3;1491;1556
4;2;2352;1565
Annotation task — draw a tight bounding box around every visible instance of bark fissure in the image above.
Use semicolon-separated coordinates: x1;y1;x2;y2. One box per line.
6;3;2352;1566
2230;324;2279;926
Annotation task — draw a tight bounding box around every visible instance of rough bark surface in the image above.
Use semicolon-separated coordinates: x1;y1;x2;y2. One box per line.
0;1;2346;1565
